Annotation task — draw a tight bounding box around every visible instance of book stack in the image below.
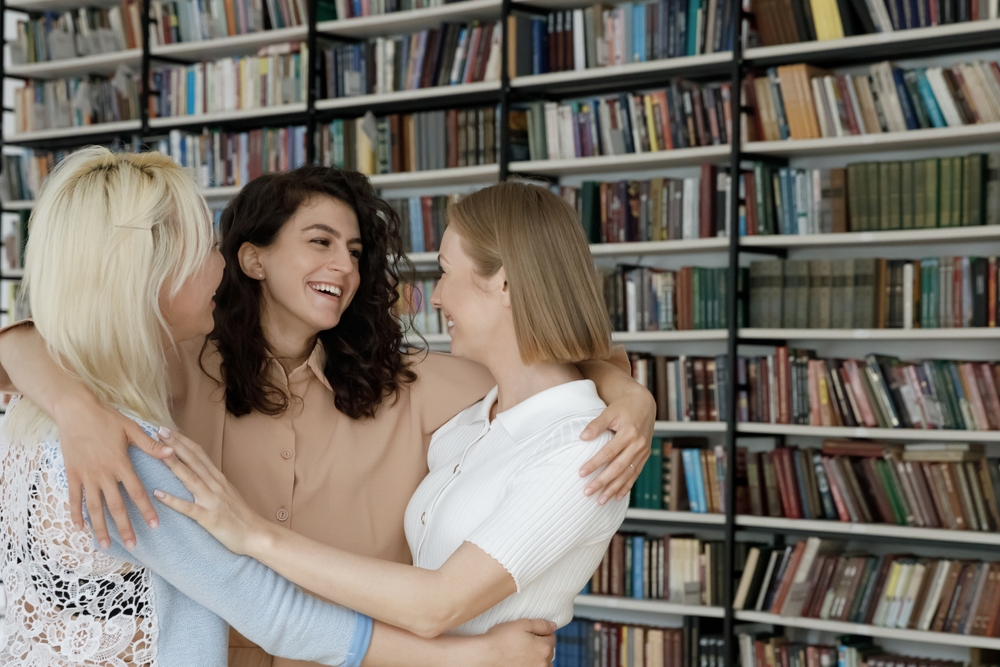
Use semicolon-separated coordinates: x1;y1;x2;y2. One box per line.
733;536;1000;638
316;108;498;174
13;72;141;134
149;43;307;119
515;80;732;161
321;21;502;98
587;530;738;604
744;60;1000;142
555;618;717;667
506;0;734;77
737;349;1000;431
150;0;311;44
601;265;745;332
752;0;997;45
154;127;307;188
397;276;446;336
11;3;143;64
737;635;967;667
631;355;732;423
745;440;1000;530
748;256;1000;329
386;194;457;253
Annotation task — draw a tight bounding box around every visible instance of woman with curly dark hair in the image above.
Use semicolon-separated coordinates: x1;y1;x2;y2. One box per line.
0;163;657;667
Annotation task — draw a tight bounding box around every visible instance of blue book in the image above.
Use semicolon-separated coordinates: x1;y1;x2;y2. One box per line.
915;70;946;128
681;449;703;512
739;173;747;237
186;68;196;116
408;198;424;253
632;535;645;599
633;4;646;62
792;449;813;519
767;68;791;140
687;0;700;55
778;168;795;235
531;19;546;74
892;68;920;130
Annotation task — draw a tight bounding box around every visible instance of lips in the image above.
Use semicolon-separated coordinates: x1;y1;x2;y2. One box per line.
309;282;343;299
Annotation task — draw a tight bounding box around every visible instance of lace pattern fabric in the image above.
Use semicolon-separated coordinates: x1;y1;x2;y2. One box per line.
0;399;158;666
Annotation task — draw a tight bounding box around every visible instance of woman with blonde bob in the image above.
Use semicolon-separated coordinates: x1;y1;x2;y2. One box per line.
0;151;557;667
154;180;630;639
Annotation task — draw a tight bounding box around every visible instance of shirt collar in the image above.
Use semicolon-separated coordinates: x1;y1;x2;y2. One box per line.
458;380;606;441
265;340;333;393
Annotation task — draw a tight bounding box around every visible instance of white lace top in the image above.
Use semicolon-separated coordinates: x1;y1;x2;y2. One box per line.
0;398;372;667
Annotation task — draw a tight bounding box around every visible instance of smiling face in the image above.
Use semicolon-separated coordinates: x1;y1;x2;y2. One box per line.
243;195;363;341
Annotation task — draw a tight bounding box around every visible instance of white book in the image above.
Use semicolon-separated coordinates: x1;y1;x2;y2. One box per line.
863;0;894;31
903;262;913;329
974;61;1000;121
543;102;560;160
925;68;964;127
734;548;761;609
627;93;644;154
683;177;699;240
483;22;503;82
871;561;902;627
666;360;678;421
557;105;576;160
883;562;913;628
573;9;586;71
598;99;615;157
449;29;469;85
824;76;845;136
919;563;951;631
375;38;386;94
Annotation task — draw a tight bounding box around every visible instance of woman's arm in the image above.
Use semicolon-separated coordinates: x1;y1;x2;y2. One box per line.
0;323;167;547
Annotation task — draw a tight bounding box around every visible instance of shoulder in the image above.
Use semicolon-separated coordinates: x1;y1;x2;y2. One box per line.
404;350;495;434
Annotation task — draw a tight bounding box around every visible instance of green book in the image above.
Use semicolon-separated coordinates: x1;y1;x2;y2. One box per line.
846;163;865;232
718;268;728;329
951;156;964;227
879;161;893;230
925;158;940;228
874;459;906;525
963;154;985;226
913;159;926;229
580;182;600;243
940;158;953;227
650;438;663;509
901;160;915;229
865;162;880;233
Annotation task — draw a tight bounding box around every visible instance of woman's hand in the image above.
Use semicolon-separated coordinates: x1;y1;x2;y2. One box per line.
578;384;656;505
474;619;557;667
152;428;266;556
56;391;173;550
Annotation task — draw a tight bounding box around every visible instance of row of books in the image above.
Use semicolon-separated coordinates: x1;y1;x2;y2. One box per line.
315;108;498;175
507;0;734;77
630;356;733;426
323;0;449;20
746;441;1000;530
13;73;141;134
750;0;995;47
397;277;447;336
734;537;1000;638
514;81;733;162
11;4;142;64
738;636;964;667
748;256;1000;329
555;619;714;667
320;21;501;98
150;0;309;45
738;350;1000;431
745;60;1000;143
149;44;308;119
600;265;740;332
155;127;307;188
386;195;457;254
1;213;29;275
0;150;70;203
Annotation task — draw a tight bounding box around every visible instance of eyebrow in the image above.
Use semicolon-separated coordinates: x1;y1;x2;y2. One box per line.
302;223;362;245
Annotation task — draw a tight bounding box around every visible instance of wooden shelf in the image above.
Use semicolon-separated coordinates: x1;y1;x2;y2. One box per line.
315;81;500;113
625;508;726;524
510;145;731;177
612;330;728;342
745;123;1000;158
736;515;1000;546
151;27;308;60
147;104;307;129
653;420;728;434
741;226;1000;248
575;596;725;618
7;120;142;143
317;0;503;38
8;49;142;79
734;610;1000;649
369;164;498;189
739;328;1000;341
737;422;1000;442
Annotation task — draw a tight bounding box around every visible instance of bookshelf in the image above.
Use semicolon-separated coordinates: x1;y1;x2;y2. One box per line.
6;0;1000;665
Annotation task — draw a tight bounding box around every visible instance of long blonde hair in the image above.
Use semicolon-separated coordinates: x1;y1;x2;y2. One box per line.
5;147;215;444
447;181;612;365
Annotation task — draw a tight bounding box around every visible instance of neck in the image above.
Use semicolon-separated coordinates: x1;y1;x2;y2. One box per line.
260;303;319;375
483;345;583;416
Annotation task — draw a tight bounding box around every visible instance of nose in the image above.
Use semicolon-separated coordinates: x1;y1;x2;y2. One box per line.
328;244;356;273
430;280;442;308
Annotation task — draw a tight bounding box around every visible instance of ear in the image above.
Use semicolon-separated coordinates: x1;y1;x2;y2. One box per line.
496;266;511;309
238;242;265;280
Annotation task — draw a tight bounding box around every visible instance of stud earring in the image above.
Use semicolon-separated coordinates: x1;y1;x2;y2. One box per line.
258;273;263;279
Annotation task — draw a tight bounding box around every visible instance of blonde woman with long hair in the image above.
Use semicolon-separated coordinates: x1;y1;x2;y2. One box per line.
153;181;630;639
0;150;558;667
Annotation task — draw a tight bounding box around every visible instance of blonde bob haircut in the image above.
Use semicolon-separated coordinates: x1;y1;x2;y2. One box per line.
447;180;612;365
5;147;215;445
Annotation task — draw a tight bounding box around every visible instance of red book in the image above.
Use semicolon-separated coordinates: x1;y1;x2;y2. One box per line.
769;541;807;613
745;170;759;236
699;164;717;238
421;197;436;251
990;256;997;327
777;347;791;424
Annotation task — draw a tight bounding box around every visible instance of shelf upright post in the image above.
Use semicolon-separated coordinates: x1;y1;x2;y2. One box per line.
498;0;512;181
723;0;745;662
141;0;152;139
306;0;320;164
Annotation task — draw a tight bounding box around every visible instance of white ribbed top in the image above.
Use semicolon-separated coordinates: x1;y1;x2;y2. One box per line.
404;380;629;635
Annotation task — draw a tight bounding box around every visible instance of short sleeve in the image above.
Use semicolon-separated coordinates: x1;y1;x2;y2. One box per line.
465;424;628;591
408;351;495;436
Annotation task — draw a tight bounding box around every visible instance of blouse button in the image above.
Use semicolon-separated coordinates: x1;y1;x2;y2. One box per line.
453;464;460;474
420;511;427;525
280;449;293;460
276;508;289;522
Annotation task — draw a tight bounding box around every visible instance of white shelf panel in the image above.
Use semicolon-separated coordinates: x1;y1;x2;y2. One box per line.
7;49;142;79
625;508;726;524
591;238;730;256
737;423;1000;442
3;268;25;279
510;53;732;88
315;81;500;111
741;226;1000;248
147;104;307;128
736;515;1000;545
653;420;728;434
151;27;308;60
318;0;503;38
734;610;1000;649
576;596;725;618
2;200;34;210
200;186;242;200
510;145;731;177
744;19;1000;62
407;251;439;264
612;330;727;342
740;328;1000;341
8;120;141;142
369;164;498;189
8;0;120;10
745;123;1000;158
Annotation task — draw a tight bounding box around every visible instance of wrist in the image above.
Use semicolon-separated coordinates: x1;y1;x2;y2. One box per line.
245;518;280;558
50;382;101;427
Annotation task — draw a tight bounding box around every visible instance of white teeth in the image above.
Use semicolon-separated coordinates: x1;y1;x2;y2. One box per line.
312;284;342;296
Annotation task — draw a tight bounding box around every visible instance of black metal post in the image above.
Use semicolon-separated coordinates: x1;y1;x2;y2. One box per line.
306;0;319;164
141;0;152;139
498;0;511;181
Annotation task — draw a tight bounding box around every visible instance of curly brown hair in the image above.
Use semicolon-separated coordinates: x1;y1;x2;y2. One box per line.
209;166;416;419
